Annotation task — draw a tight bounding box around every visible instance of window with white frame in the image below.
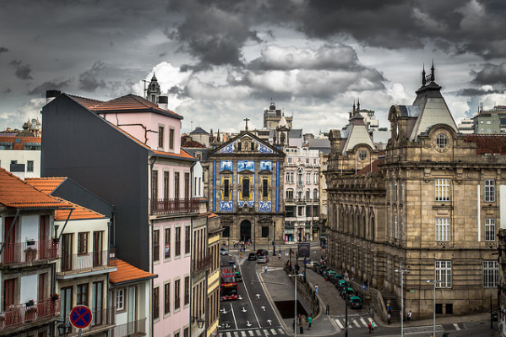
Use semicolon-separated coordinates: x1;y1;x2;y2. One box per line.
306;173;311;184
435;218;451;241
485;179;495;202
116;289;125;311
286;189;294;200
483;261;499;288
435;261;452;288
314;173;318;184
485;218;496;241
435;179;451;201
286;172;290;183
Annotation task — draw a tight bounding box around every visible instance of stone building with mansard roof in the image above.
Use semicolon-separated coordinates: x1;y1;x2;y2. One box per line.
325;64;506;321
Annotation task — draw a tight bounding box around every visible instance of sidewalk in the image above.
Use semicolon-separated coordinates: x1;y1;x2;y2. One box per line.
229;241;499;336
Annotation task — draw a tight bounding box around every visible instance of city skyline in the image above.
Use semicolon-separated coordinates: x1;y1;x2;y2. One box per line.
1;0;505;135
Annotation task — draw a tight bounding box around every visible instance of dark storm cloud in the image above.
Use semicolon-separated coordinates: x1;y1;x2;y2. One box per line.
28;79;72;95
472;63;506;86
167;0;262;70
9;60;33;80
456;88;505;96
0;47;8;54
168;0;506;67
78;61;106;92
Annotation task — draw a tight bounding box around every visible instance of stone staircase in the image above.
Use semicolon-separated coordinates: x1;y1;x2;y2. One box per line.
382;292;401;324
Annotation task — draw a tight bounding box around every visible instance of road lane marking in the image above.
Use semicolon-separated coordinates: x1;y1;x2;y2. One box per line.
360;317;367;326
226;333;231;337
270;328;277;335
248;331;254;336
263;329;270;336
353;320;361;328
230;303;238;330
278;329;285;334
234;332;239;337
241;331;247;337
255;330;262;336
453;323;461;330
335;319;344;329
367;317;373;323
238;263;263;328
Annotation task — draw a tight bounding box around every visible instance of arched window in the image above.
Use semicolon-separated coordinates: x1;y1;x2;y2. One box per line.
306;189;311;200
313;188;319;200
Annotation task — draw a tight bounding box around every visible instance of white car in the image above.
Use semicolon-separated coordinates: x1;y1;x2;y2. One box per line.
220;248;229;255
257;255;269;263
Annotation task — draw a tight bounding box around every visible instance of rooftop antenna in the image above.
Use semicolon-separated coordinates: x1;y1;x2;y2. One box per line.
142;79;149;98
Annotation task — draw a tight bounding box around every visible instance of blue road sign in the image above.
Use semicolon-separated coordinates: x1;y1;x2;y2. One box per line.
70;305;93;329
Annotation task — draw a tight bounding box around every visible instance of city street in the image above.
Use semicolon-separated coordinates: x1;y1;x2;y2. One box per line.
220;242;501;337
220;253;287;337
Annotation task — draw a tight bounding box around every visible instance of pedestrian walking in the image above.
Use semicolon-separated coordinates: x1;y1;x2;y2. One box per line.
387;313;391;325
278;253;281;259
315;285;318;294
299;325;304;334
264;265;268;274
298;314;301;325
308;316;312;330
326;303;330;315
407;310;412;322
368;322;372;333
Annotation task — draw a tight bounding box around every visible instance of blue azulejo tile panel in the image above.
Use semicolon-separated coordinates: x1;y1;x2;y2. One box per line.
259;201;272;212
220;201;233;212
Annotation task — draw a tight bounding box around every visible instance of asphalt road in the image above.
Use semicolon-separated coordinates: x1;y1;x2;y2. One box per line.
220;253;287;337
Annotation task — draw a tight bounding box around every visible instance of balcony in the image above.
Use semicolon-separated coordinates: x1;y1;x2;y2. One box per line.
1;240;59;267
58;250;117;278
58;307;115;336
111;318;146;337
150;198;199;215
192;254;212;274
0;298;60;332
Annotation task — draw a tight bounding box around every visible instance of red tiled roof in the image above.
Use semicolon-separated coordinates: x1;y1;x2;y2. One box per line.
70;95;104;109
464;134;506;155
0;136;41;150
25;177;66;194
181;136;206;148
356;159;384;175
24;178;106;221
0;169;68;209
87;94;183;119
109;259;157;284
153;148;196;160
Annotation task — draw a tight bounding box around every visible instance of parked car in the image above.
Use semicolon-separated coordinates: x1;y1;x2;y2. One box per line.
348;296;363;309
329;274;344;284
235;271;242;282
248;253;257;261
341;287;355;299
220;248;229;255
257;255;269;263
256;249;269;256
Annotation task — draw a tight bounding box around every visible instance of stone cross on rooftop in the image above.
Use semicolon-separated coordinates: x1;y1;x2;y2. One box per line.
243;118;250;131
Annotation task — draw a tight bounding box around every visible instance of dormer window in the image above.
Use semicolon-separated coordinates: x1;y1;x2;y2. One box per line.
359;150;367;161
437;134;448;149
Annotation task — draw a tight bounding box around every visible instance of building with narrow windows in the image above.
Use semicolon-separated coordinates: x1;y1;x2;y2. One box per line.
326;65;504;321
206;129;285;245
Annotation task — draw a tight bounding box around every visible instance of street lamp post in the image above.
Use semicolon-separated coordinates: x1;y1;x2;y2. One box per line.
288;274;304;337
395;263;409;337
425;279;442;337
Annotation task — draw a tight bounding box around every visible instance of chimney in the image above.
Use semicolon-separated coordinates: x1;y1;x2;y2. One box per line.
46;90;61;104
158;96;168;110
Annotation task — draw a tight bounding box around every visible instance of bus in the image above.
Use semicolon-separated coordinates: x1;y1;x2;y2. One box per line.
220;267;239;301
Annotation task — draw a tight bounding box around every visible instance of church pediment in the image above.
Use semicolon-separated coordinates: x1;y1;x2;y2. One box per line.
212;131;283;156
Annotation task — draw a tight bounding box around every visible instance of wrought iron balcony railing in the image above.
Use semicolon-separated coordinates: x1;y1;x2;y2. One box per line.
0;298;60;331
150;198;199;215
1;240;59;265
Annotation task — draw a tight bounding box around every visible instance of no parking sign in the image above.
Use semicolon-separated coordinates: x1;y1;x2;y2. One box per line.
70;305;93;329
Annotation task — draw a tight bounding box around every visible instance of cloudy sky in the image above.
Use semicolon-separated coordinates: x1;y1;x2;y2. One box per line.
1;0;506;135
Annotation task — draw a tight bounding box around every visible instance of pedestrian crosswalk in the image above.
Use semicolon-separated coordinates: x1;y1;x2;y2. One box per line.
334;316;374;331
219;328;285;337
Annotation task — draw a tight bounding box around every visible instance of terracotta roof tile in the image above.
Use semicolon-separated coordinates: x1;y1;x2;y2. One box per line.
24;178;106;221
88;94;183;119
153;148;196;160
356;159;384;175
0;168;68;209
25;177;66;194
109;259;157;284
70;95;105;109
464;134;506;155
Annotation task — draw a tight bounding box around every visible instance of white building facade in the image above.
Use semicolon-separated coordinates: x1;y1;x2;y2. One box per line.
283;147;320;243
